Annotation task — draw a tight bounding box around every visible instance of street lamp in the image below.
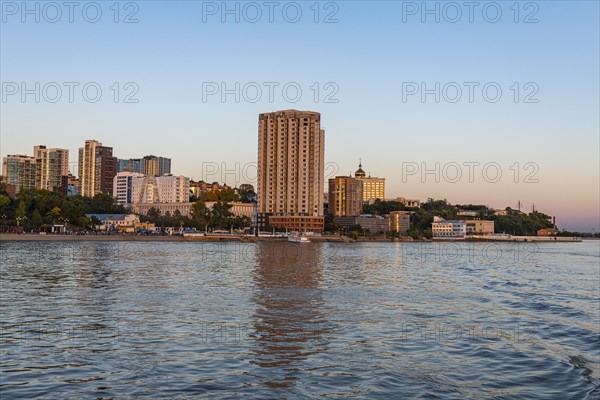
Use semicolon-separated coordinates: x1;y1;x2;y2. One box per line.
16;216;27;228
60;217;69;234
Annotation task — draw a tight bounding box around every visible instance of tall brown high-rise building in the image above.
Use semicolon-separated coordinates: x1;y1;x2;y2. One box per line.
328;176;363;217
78;140;117;197
257;110;325;231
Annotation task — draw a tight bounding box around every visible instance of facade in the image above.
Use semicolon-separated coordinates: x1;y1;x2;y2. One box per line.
354;162;385;202
37;146;69;194
388;211;411;234
432;217;466;239
78;140;117;197
463;220;494;235
117;158;142;173
394;197;421;208
130;201;252;220
131;202;193;217
190;181;230;198
206;201;255;220
328;176;363;217
118;156;170;176
85;213;140;231
267;215;325;232
457;210;479;217
2;155;39;193
142;155;171;176
257;109;325;231
537;228;558;236
334;214;389;233
67;174;79;196
113;172;145;205
156;175;189;203
129;174;190;204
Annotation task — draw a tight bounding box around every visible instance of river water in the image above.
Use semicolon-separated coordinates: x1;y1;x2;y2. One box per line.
0;240;598;398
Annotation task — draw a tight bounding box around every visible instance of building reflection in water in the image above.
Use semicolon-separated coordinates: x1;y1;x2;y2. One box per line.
251;242;332;389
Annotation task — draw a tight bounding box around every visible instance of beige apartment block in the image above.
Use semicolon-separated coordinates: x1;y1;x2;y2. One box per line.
257;109;325;230
2;154;39;193
37;146;69;193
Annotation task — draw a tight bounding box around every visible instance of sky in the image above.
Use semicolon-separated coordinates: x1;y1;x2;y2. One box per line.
1;0;598;232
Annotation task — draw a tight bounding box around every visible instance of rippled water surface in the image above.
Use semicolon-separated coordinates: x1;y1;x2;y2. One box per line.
1;240;599;399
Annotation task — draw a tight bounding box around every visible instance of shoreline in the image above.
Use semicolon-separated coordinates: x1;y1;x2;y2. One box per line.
0;233;588;243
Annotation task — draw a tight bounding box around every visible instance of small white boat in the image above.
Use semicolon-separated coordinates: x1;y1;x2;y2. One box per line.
287;233;310;243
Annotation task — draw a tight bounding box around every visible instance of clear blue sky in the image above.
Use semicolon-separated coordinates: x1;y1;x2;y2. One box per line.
1;1;598;231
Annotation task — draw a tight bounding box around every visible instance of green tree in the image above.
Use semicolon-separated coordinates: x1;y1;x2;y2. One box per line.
48;206;62;223
203;186;238;202
191;200;211;229
210;201;233;228
15;201;27;219
32;209;44;227
0;194;10;212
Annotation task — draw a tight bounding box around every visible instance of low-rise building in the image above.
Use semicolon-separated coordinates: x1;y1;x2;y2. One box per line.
266;215;324;233
463;220;494;235
130;201;254;220
537;228;558;236
190;181;231;198
85;213;140;231
457;210;479;217
394;197;421;208
206;201;255;220
432;217;466;239
130;202;193;217
388;211;411;234
334;214;389;234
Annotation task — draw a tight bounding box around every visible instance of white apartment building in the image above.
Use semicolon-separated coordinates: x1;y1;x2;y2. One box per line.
113;172;145;205
431;216;466;239
120;174;190;205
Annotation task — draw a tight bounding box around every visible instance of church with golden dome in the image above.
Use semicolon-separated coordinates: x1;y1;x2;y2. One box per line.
353;159;385;203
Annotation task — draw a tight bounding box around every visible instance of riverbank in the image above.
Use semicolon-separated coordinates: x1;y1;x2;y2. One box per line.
0;233;351;243
0;233;586;243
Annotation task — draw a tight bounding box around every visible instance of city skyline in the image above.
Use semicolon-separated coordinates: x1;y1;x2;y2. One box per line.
1;123;592;233
2;2;599;231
